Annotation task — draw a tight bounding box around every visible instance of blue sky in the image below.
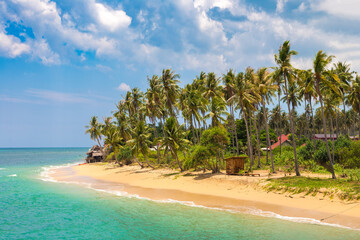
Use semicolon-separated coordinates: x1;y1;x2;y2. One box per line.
1;0;360;147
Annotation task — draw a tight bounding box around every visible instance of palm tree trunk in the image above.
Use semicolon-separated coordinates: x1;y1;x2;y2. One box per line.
143;152;154;168
230;105;235;156
284;74;300;176
231;105;240;156
114;149;120;166
191;120;196;144
330;117;336;161
249;112;255;166
318;93;336;179
253;111;261;168
153;119;160;164
133;156;144;168
175;153;183;172
278;91;282;156
193;118;200;143
309;97;316;149
244;111;254;171
262;101;275;173
343;102;347;135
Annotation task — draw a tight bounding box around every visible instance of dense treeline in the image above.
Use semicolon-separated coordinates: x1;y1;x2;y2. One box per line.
86;41;360;179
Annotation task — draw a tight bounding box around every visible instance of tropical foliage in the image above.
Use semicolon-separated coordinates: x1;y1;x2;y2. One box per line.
86;41;360;180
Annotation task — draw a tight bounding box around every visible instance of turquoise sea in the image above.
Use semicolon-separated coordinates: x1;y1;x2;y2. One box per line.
0;148;359;240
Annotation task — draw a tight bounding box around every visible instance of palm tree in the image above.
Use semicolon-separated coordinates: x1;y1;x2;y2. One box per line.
161;117;190;171
145;75;163;163
85;116;103;149
205;96;228;127
312;50;340;179
274;40;300;176
230;70;259;168
322;90;341;160
333;62;353;135
160;69;181;118
127;120;153;168
104;125;123;165
256;67;277;173
298;69;317;143
347;75;360;136
182;83;206;143
223;69;239;156
204;72;223;101
114;100;131;142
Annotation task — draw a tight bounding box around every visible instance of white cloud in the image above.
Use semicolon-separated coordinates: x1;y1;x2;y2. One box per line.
311;0;360;20
92;2;131;32
26;89;91;103
96;64;112;72
117;83;131;91
0;28;30;57
276;0;288;13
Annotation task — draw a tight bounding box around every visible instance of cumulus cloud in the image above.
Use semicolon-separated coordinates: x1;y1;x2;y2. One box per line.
311;0;360;20
0;28;30;57
1;0;360;74
117;83;131;91
92;2;131;32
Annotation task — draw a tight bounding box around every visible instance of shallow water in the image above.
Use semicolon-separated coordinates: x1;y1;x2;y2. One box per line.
0;148;359;239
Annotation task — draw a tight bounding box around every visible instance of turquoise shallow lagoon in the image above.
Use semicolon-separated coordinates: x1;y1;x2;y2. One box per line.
0;148;359;240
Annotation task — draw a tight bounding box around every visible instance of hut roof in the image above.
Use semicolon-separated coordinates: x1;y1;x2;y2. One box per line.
92;152;103;157
314;134;337;139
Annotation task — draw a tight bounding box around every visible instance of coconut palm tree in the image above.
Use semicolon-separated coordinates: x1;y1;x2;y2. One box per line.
347;75;360;136
274;40;300;176
127;120;153;168
204;72;223;101
333;62;353;135
312;50;340;179
160;69;181;119
223;69;239;156
298;69;317;142
114;100;131;142
104;125;123;165
145;75;163;163
230;70;259;168
161;117;190;171
256;67;277;173
85;116;103;149
205;96;228;127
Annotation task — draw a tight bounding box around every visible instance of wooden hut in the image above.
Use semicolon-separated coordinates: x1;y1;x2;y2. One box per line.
225;156;246;175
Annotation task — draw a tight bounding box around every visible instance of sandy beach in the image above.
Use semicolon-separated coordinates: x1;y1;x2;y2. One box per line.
51;163;360;229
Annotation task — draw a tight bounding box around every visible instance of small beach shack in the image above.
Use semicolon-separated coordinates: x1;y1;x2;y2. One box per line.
225;156;246;175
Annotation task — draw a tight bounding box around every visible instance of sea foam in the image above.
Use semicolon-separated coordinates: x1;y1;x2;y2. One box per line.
8;174;17;177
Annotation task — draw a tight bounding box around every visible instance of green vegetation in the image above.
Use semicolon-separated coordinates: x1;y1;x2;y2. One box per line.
264;177;360;201
85;40;360;194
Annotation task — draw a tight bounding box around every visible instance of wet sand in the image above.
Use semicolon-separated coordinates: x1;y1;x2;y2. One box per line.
50;163;360;229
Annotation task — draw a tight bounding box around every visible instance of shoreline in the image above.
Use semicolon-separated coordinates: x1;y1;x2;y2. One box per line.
49;163;360;230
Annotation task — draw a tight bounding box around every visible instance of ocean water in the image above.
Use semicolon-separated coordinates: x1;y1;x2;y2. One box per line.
0;148;359;240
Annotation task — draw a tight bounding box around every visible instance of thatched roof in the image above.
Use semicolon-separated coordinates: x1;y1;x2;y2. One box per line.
92;152;103;157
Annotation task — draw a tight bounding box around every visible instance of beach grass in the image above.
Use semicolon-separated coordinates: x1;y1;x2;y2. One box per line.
264;177;360;201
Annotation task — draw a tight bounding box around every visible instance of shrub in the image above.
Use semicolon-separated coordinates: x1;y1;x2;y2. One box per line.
313;145;329;164
105;152;115;161
335;135;351;149
183;145;211;170
298;140;315;160
117;146;133;165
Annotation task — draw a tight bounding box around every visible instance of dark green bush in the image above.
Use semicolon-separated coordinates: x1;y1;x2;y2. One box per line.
117;146;133;165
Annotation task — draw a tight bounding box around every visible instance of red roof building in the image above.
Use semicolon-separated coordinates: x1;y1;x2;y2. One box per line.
270;134;291;150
